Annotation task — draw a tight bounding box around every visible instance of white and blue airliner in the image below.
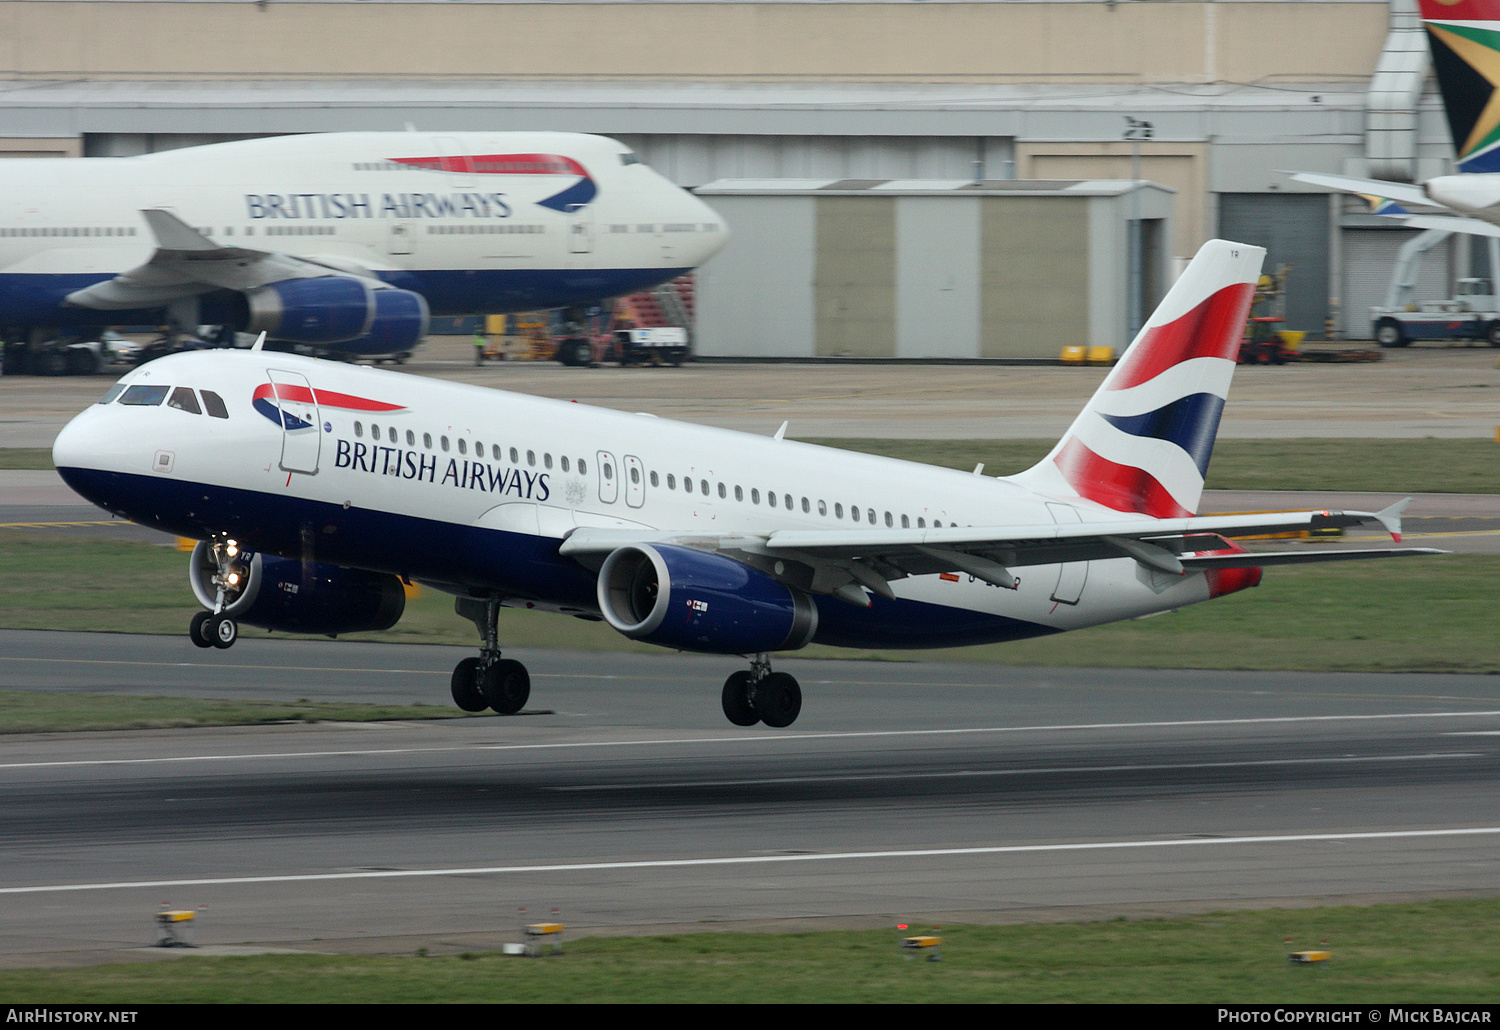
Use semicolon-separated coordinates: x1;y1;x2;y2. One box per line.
51;240;1438;728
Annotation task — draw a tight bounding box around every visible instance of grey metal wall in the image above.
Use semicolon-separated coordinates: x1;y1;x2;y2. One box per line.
1217;194;1332;340
1341;226;1452;338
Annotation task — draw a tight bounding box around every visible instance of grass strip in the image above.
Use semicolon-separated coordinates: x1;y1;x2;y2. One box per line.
2;899;1498;1002
794;437;1500;494
0;447;55;470
0;533;1494;674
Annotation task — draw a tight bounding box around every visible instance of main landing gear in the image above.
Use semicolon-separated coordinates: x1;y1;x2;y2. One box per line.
451;597;531;715
721;654;802;728
189;539;245;650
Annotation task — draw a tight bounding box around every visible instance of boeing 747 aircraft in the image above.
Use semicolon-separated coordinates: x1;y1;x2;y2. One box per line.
0;131;725;370
51;240;1438;728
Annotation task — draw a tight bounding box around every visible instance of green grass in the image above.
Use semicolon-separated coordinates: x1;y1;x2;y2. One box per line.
3;900;1499;1002
0;447;55;470
0;533;1494;675
795;437;1500;494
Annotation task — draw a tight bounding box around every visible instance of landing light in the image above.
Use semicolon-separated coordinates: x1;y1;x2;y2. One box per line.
225;541;239;557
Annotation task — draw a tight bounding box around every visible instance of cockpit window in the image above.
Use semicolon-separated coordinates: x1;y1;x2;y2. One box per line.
619;152;642;166
201;390;229;419
167;387;201;415
98;384;127;405
118;384;170;406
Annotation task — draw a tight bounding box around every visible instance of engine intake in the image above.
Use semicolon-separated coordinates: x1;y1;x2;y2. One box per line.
597;544;817;654
190;542;406;636
243;278;428;353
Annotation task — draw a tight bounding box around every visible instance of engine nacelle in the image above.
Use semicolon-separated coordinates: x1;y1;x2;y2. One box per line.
244;277;377;344
597;544;817;654
189;542;405;636
329;288;429;356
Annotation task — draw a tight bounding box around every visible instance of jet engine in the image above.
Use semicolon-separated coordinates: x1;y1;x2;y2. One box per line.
241;277;428;352
189;542;405;637
596;543;817;654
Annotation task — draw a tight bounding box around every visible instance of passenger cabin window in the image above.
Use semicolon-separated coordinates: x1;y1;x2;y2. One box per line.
167;387;201;415
118;384;169;406
578;459;587;475
201;390;228;419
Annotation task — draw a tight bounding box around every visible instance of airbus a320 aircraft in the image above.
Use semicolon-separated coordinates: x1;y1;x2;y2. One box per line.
51;240;1439;728
0;131;724;367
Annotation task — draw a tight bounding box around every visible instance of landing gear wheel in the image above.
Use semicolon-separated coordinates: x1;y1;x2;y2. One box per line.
721;670;759;726
189;611;214;649
483;658;530;715
210;616;238;649
756;672;802;728
450;657;488;712
1487;321;1500;348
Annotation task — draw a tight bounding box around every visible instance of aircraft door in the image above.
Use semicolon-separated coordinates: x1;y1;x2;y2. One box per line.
568;205;594;255
596;451;618;503
265;370;321;476
1045;502;1088;605
387;221;415;256
623;455;645;508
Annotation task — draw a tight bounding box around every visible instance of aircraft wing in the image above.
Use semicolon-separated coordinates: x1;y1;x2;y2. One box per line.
559;500;1443;606
1284;171;1440;212
63;208;386;310
1398;213;1500;237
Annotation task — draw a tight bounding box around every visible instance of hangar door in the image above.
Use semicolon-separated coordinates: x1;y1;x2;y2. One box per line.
1341;228;1451;339
1218;195;1329;340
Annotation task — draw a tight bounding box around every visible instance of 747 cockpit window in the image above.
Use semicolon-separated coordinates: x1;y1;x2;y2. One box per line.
118;384;170;406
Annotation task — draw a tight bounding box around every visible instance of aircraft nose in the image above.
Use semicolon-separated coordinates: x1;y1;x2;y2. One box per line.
685;190;730;265
52;407;94;472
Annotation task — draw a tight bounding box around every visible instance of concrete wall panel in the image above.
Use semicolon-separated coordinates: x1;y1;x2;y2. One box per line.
815;197;895;358
980;196;1088;359
896;196;980;358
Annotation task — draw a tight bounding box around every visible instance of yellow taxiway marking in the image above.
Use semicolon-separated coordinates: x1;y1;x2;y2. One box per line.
0;520;118;528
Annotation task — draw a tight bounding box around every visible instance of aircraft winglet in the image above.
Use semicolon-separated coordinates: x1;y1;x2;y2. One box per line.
1374;497;1411;543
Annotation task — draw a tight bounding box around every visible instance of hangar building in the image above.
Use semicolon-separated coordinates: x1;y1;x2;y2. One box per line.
0;0;1463;349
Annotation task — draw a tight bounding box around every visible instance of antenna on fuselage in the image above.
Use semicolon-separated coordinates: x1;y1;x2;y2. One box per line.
251;331;266;352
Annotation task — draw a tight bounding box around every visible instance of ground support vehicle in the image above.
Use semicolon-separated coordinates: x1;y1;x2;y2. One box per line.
614;327;689;366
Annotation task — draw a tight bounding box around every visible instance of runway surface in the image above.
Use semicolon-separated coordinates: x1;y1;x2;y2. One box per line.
4;630;1500;963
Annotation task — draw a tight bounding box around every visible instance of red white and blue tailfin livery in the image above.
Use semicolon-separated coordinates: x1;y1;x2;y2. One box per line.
51;239;1439;729
1015;241;1260;518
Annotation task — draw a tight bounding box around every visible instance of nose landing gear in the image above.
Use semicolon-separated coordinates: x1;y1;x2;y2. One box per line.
189;539;247;649
451;597;531;715
721;654;802;728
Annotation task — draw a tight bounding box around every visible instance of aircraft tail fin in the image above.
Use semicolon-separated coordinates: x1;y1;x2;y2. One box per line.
1421;0;1500;172
1011;239;1264;518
